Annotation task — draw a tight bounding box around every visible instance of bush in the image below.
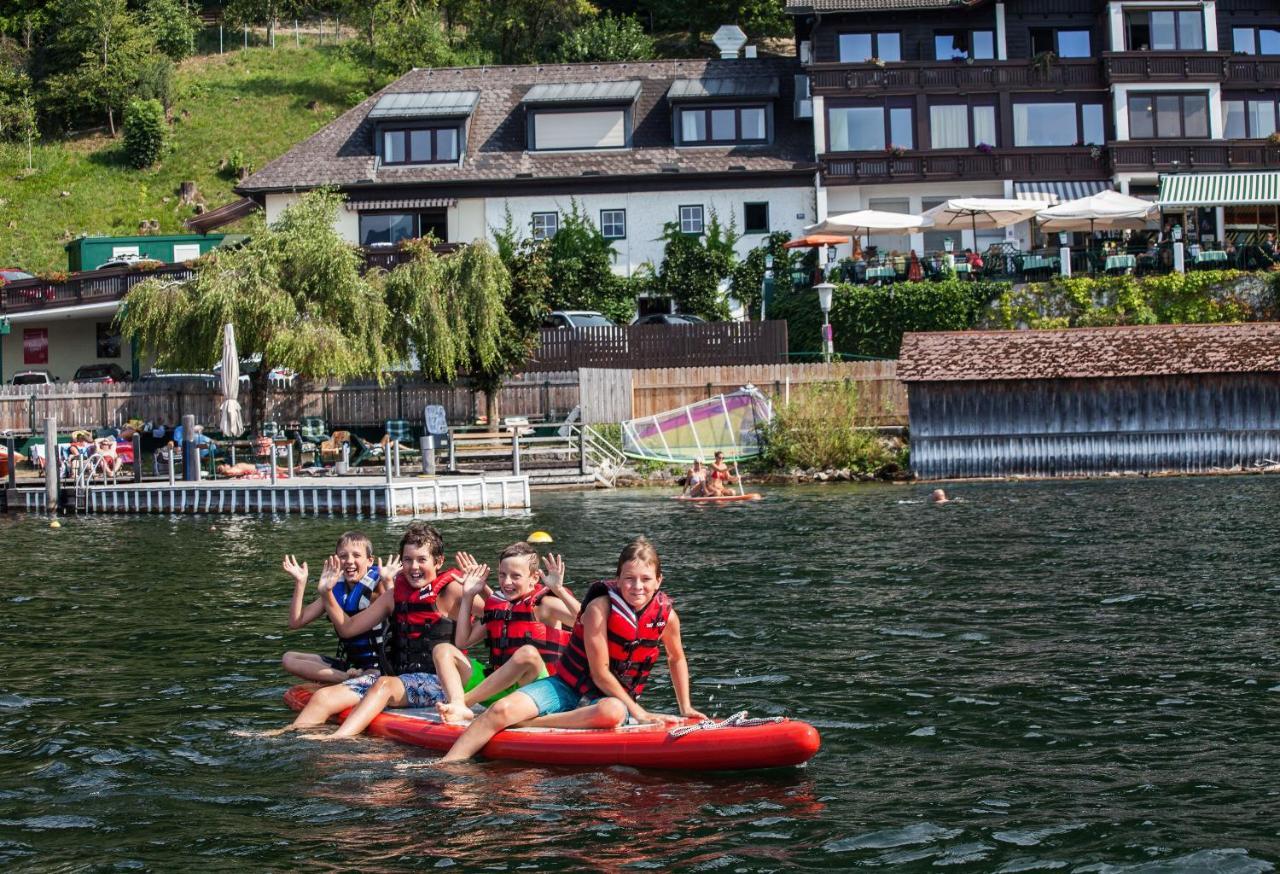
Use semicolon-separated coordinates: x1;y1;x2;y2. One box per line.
543;201;635;324
122;98;166;169
760;382;891;472
772;279;1006;358
554;14;656;63
730;232;798;321
984;270;1276;329
655;213;738;320
145;0;200;61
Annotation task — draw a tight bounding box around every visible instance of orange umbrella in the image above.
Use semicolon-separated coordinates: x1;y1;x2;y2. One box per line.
783;234;851;249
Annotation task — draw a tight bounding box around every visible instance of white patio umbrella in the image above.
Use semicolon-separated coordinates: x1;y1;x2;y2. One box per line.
921;198;1043;245
1035;189;1159;233
218;322;245;437
805;209;933;237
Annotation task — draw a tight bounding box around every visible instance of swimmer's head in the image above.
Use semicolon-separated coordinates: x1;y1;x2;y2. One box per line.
929;489;949;504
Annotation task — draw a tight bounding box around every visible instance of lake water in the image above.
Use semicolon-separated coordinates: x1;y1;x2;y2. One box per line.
1;479;1277;871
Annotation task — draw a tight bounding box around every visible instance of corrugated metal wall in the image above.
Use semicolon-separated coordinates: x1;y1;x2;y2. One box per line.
910;374;1280;478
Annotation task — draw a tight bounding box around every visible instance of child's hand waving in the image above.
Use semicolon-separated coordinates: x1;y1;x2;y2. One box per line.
461;563;490;598
378;554;402;584
282;554;308;585
541;554;567;592
317;555;341;594
454;551;479;573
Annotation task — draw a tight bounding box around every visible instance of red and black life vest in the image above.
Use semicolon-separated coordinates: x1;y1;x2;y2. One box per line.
483;584;571;674
555;580;671;699
385;567;463;675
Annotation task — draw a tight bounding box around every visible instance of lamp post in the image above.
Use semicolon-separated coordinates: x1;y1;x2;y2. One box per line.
814;281;835;363
761;253;774;321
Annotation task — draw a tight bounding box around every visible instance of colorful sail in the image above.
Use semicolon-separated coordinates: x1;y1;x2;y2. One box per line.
621;386;773;463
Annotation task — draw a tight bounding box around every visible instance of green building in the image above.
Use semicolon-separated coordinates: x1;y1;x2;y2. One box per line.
65;234;241;272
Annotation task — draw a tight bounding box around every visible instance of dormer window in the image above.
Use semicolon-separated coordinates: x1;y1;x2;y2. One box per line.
369;90;478;166
668;77;778;147
522;81;641;151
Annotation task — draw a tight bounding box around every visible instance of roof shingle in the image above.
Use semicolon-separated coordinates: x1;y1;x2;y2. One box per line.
898;324;1280;382
238;58;812;194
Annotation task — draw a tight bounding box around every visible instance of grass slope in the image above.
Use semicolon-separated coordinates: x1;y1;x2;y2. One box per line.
0;45;371;273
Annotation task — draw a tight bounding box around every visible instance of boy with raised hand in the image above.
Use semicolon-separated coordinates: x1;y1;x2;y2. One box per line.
282;522;487;740
431;543;580;724
281;531;396;684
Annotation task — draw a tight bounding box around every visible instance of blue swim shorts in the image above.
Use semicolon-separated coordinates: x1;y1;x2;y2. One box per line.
517;675;581;717
343;672;445;708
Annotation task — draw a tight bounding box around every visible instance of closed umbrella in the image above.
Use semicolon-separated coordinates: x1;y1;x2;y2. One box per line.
218;322;244;438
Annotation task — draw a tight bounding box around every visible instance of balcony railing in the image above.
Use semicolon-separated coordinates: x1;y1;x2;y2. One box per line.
360;242;459;271
1224;56;1280;86
1103;51;1230;83
1109;140;1280;172
820;147;1110;185
809;58;1104;95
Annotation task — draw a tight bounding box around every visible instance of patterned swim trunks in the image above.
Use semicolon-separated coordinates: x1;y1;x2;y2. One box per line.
343;672;445;708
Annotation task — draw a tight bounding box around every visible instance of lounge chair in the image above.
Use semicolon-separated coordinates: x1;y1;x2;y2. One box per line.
296;417;329;463
320;430;353;464
367;419;422;466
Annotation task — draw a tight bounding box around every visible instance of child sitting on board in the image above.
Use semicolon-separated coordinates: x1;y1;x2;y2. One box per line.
439;537;707;763
281;522;487;740
431;542;580;724
280;531;394;684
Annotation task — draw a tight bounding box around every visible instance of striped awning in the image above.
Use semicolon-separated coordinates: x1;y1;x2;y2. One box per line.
345;197;457;212
1158;171;1280;207
1013;180;1113;204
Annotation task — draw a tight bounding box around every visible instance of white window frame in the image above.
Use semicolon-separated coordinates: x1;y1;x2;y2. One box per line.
531;212;559;240
679;205;705;236
600;209;626;240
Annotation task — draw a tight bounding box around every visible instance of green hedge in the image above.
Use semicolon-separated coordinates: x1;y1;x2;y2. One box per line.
984;270;1280;329
772;279;1008;359
122;98;166;169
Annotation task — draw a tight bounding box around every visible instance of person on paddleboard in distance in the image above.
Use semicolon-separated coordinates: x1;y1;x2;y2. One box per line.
683;459;708;497
431;542;581;724
280;531;394;684
277;523;488;739
438;536;708;763
706;451;737;497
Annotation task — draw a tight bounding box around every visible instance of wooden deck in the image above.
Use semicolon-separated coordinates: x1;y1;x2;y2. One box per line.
12;473;530;517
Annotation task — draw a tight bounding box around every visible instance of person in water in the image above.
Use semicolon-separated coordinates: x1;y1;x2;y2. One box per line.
280;531;392;684
929;489;950;504
431;542;580;724
282;522;487;740
705;451;737;496
683;460;708;497
439;537;707;763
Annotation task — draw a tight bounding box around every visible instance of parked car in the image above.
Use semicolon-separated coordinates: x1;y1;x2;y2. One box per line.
632;313;707;326
541;311;618;329
138;370;217;389
213;355;295;386
10;370;56;385
97;254;143;270
1;267;34;282
72;363;130;383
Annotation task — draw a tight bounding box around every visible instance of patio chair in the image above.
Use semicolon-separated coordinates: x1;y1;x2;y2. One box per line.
296;417;329;464
153;443;183;477
376;419;422;462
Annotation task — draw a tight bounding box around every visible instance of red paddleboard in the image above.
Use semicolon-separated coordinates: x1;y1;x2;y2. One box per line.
284;685;819;771
672;492;764;503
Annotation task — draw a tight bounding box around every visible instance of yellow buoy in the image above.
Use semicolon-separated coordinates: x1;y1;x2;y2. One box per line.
49;520;61;528
527;531;553;544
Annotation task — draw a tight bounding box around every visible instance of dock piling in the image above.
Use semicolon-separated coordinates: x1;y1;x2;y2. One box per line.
181;414;198;482
44;416;57;512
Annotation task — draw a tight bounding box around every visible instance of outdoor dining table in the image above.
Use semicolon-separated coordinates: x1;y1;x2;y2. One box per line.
1105;254;1137;272
952;261;972;275
865;265;897;281
1021;255;1059;274
1195;250;1229;265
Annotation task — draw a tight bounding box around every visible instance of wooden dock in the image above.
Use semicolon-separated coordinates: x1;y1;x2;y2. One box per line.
12;473;530;517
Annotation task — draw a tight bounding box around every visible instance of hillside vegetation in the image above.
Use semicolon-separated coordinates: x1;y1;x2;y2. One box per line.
0;45;368;272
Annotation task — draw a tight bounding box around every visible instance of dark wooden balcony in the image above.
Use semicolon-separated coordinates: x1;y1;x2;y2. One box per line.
820;147;1110;185
1;264;195;315
1109;140;1280;172
360;242;459;271
1224;56;1280;87
809;58;1104;96
1103;51;1229;83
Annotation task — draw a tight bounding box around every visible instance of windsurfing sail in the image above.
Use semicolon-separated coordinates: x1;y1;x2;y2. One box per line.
621;386;773;463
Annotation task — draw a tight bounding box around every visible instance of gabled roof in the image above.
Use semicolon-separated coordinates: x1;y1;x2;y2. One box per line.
368;90;480;120
522;81;642;105
668;76;780;101
237;58;812;194
898;324;1280;383
785;0;985;11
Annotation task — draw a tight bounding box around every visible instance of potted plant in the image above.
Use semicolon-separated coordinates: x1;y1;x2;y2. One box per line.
870;57;885;68
1032;50;1057;78
976;142;994;154
887;144;907;157
1268;131;1280;146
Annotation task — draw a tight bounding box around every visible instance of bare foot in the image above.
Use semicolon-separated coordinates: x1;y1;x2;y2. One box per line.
250;725;315;738
435;701;476;724
308;732;361;742
396;758;474;772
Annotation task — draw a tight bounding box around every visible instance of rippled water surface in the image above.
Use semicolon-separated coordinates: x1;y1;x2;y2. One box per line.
1;478;1278;871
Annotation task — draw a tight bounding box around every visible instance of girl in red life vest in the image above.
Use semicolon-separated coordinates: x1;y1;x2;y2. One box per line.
278;523;489;740
432;542;581;724
439;537;708;763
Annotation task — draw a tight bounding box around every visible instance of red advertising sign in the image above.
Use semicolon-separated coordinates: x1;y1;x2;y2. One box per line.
23;328;48;365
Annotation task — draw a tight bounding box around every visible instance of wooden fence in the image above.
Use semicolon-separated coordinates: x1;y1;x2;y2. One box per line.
526;321;788;372
579;361;908;426
0;372;579;434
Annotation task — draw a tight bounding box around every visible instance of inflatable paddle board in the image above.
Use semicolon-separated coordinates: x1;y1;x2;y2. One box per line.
672;492;764;503
284;685;818;770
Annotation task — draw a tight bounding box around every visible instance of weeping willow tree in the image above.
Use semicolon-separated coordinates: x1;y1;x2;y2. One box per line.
385;238;540;425
118;190;394;430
